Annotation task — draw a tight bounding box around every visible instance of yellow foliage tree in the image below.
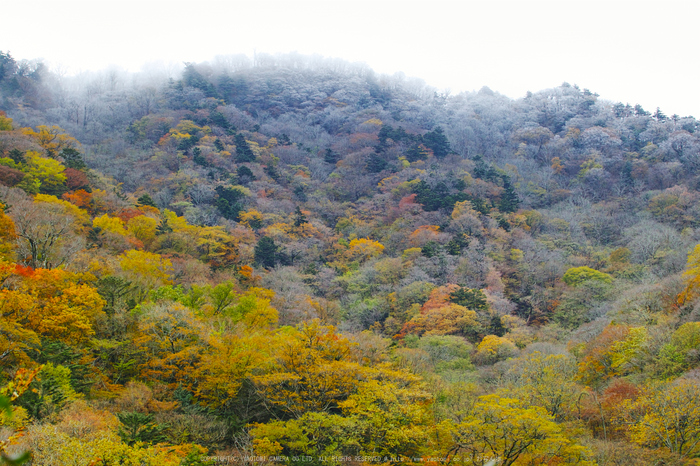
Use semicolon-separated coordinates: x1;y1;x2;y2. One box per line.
336;378;432;456
119;250;172;300
232;287;279;329
195;333;274;409
94;214;129;236
18;151;66;195
576;324;633;388
507;352;580;422
251;377;433;459
252;320;361;418
621;380;700;459
0;111;12;131
447;394;594;465
0;366;40;462
238;209;264;230
21;125;79;158
329;237;385;270
22;417;205;465
400;285;478;338
346;238;384;262
678;243;700;304
134;303;206;388
252;319;424;425
263;222;291;242
162;210;197;234
34;194;90;228
402;303;478;337
127;215;158;246
196;226;238;269
474;335;517;365
0;206;15;261
0;264;105;349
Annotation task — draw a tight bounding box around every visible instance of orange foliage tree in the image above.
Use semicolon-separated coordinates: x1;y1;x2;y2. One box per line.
0;262;105;366
0;205;15;261
400;284;478;338
576;324;639;388
134;302;207;389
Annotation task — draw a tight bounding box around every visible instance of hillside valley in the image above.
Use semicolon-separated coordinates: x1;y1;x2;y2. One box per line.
1;51;700;465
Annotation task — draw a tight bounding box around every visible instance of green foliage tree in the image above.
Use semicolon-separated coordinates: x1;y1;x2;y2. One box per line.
554;279;613;329
137;193;157;208
8;149;24;165
215;185;246;220
96;276;134;314
413;180;468;212
498;177;519;213
18;363;80;419
405;143;430;162
59;147;86;170
656;322;700;377
562;266;613;286
234;133;255;163
207;281;237;315
254;236;278;269
323;148;340;164
209;110;230;130
423;126;451;158
182;63;218;98
365;152;387;173
192;147;208;167
449;287;488;311
236;165;255;184
116;412;169;446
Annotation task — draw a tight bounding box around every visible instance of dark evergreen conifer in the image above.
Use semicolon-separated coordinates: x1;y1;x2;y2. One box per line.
499;178;519;213
324;148;340;164
293;206;307;227
366;152;388;173
60;147;86;170
8;148;25;164
117;412;169;446
423;127;451;158
137;193;156;208
192;147;208;167
254;236;278;269
209;110;230;129
405;143;429;162
235;133;256;162
237;165;255;184
215;186;246;220
450;287;489;311
264;164;280;181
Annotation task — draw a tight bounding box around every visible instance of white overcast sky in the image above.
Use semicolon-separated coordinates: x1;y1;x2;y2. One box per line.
3;0;699;118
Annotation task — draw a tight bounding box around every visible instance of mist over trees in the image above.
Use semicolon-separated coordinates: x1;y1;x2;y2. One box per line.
1;50;700;464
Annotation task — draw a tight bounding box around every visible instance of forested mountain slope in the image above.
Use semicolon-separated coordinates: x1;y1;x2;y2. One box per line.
1;51;700;465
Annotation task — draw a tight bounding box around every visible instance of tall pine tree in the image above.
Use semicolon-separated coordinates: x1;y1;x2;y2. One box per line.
254;236;278;269
235;134;256;162
423;127;451;159
499;178;519;213
366;152;388;173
